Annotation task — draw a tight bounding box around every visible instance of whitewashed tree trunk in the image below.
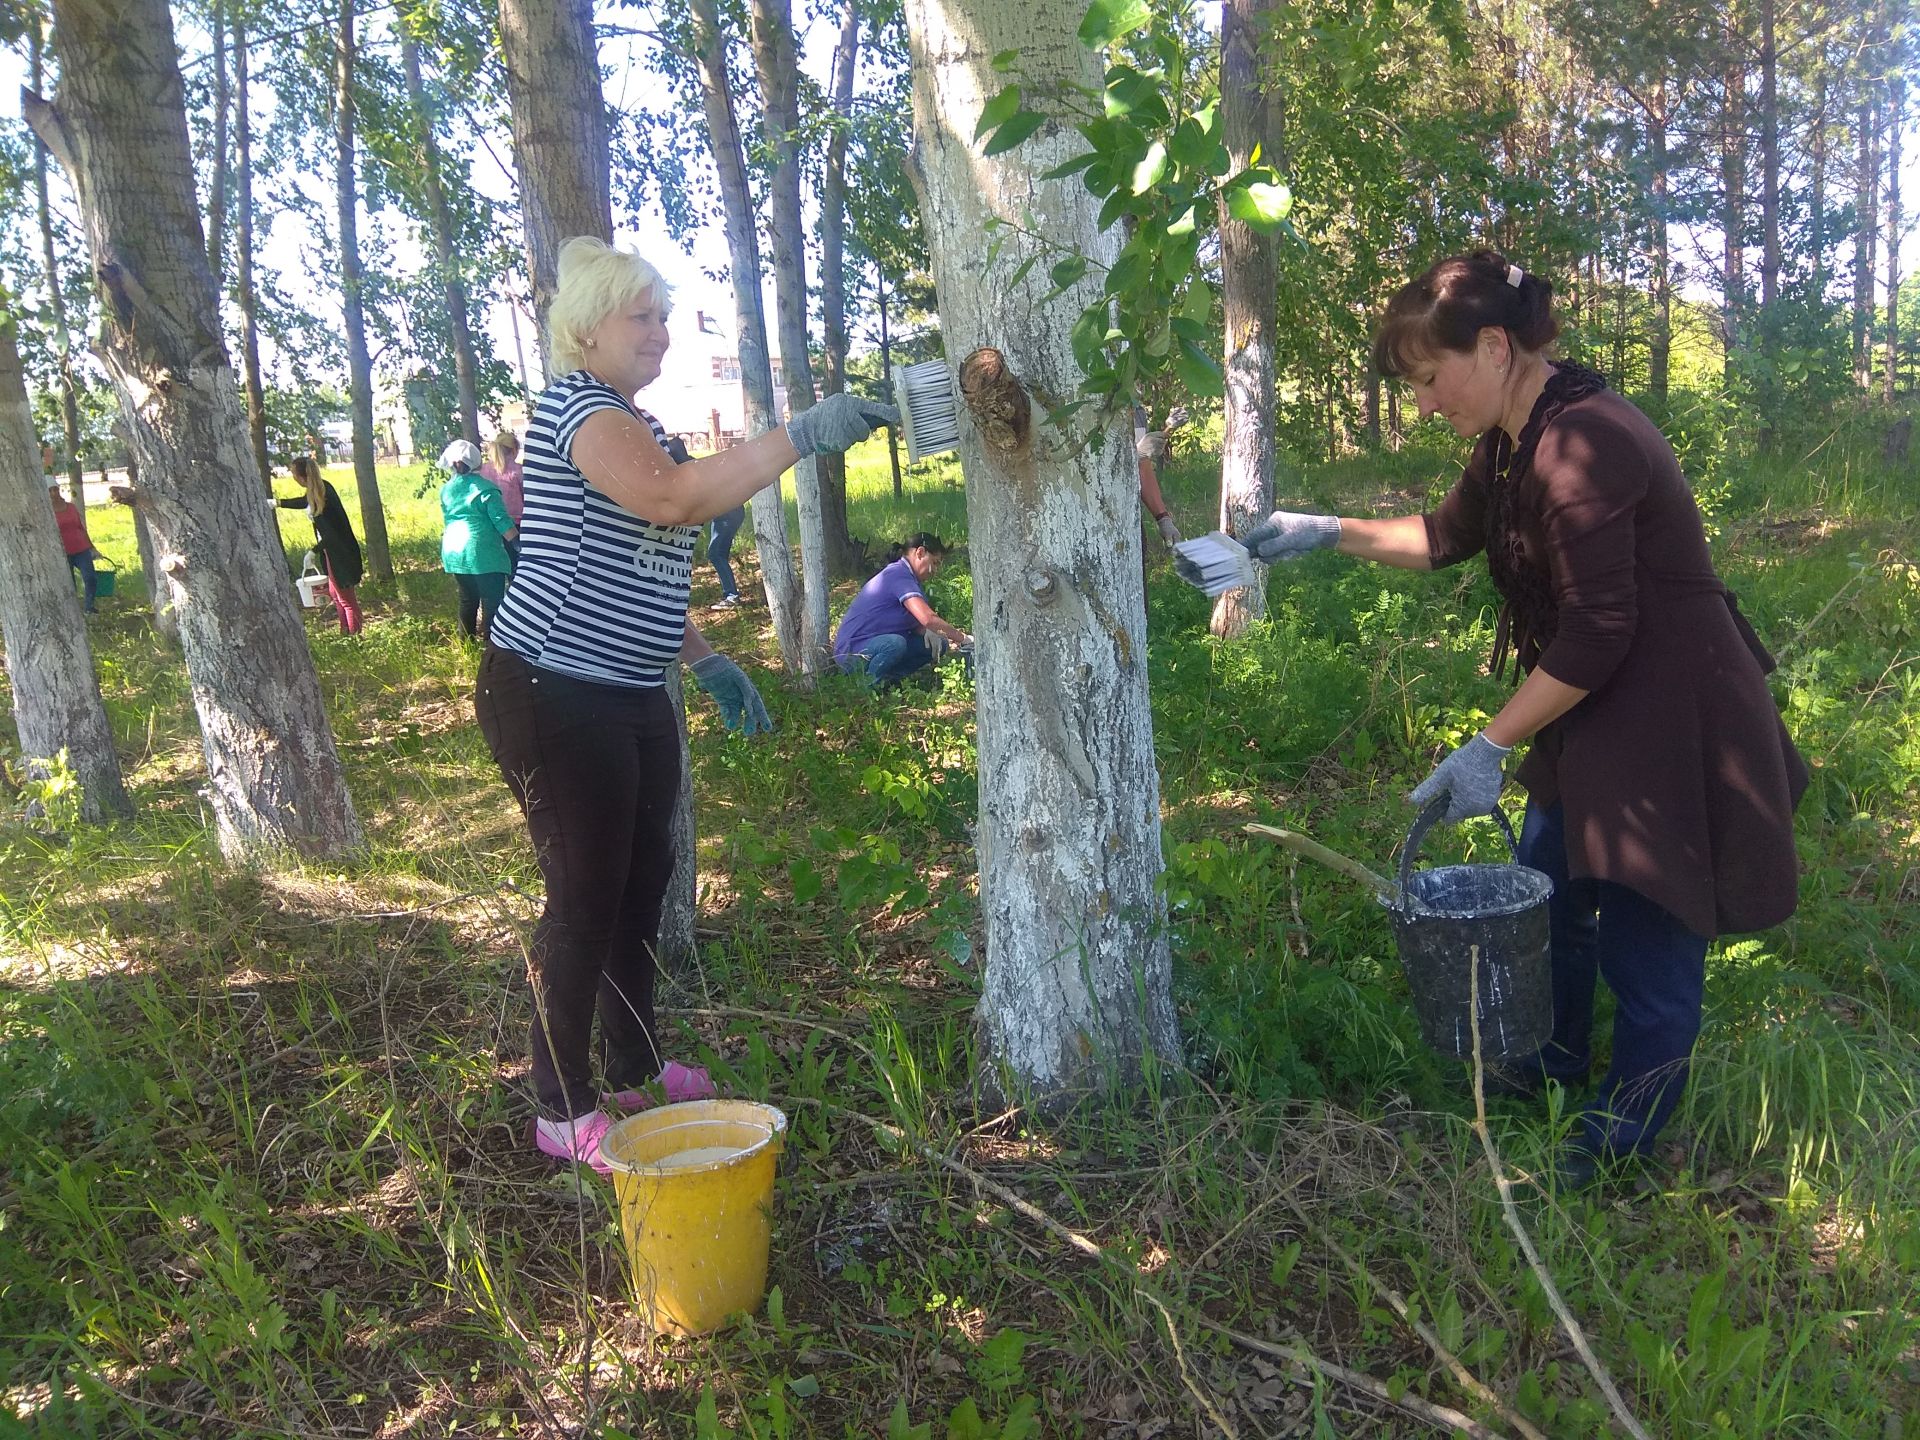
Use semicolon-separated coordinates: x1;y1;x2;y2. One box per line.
234;19;272;488
29;31;88;509
747;0;831;676
689;0;803;671
903;0;1179;1101
26;0;361;859
0;320;131;822
1213;0;1279;638
496;0;695;961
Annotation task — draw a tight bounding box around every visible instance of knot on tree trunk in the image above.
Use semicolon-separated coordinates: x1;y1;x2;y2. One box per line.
959;348;1030;453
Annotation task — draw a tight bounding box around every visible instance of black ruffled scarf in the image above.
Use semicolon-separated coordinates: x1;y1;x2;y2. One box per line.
1484;362;1610;681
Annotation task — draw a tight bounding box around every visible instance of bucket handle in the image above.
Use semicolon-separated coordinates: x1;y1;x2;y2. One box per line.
1397;798;1522;913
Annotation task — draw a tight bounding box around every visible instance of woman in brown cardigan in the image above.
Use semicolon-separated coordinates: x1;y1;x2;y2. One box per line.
1208;251;1808;1187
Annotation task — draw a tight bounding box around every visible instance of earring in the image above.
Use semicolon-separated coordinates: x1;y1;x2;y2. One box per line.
585;338;597;349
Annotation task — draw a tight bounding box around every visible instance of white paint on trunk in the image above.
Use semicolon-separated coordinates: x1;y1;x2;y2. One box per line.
903;0;1179;1098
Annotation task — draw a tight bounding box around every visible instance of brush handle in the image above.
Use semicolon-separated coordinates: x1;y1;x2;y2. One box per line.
1243;823;1397;903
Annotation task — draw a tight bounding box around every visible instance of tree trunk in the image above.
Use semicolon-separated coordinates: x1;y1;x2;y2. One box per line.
688;0;803;672
1648;86;1671;410
1885;73;1903;404
1810;69;1829;297
815;0;865;579
877;271;904;498
498;0;612;369
29;31;87;508
496;0;694;964
0;320;132;822
747;0;831;676
27;0;361;859
1212;0;1280;638
1723;44;1745;369
334;0;393;583
400;13;481;445
1855;82;1880;389
1758;0;1780;310
206;0;229;287
903;0;1179;1101
234;20;271;487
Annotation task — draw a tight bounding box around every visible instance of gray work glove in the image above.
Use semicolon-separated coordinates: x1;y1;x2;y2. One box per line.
1238;509;1342;563
1409;732;1512;823
1154;512;1182;547
689;653;773;734
785;394;900;458
1135;429;1168;461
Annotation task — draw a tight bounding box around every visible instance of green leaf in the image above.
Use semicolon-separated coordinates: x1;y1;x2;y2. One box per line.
1096;188;1133;231
787;1375;820;1398
1005;252;1041;289
1225;179;1293;230
990;49;1020;72
1174;338;1224;398
1169;118;1211;170
1078;0;1153;47
1166;204;1198;237
974;85;1022;142
1129;140;1168;194
1182;278;1213;323
1040;152;1099;181
1047;255;1090;297
1070;309;1106;371
1104;66;1159;118
981;111;1048;156
1000;1396;1041;1440
888;1398;932;1440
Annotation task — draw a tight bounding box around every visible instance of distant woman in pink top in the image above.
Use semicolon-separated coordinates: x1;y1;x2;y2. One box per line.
481;431;525;523
49;484;99;613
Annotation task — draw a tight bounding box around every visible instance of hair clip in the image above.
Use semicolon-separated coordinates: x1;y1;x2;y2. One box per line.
1506;265;1524;288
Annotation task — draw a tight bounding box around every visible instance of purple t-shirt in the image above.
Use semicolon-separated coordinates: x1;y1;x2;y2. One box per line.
833;559;926;661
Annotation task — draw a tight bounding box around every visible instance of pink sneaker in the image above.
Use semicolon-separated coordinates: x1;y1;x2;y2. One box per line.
532;1111;615;1174
608;1061;716;1111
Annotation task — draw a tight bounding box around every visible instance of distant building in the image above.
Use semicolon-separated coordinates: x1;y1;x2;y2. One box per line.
638;309;807;453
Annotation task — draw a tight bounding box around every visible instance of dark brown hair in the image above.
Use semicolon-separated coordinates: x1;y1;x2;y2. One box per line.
1371;250;1560;378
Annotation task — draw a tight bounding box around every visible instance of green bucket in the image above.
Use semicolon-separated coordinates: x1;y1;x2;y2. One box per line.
94;557;118;598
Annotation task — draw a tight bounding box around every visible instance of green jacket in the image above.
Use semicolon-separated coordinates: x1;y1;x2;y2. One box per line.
440;471;514;575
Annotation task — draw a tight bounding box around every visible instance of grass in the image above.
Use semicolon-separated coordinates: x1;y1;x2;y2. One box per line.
2;420;1917;1438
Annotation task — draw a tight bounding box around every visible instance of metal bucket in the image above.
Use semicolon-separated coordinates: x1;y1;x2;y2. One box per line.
1387;800;1554;1061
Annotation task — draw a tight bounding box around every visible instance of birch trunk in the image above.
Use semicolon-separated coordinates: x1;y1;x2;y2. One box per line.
29;31;87;506
498;0;612;372
903;0;1179;1101
688;0;802;671
1884;75;1903;404
234;20;271;487
747;0;831;676
27;0;361;858
496;0;694;962
816;0;865;579
334;0;393;583
400;13;482;445
1855;83;1880;389
1212;0;1279;638
0;320;131;822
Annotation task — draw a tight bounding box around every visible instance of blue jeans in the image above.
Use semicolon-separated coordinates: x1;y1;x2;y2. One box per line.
1516;801;1709;1159
68;549;97;611
708;506;745;598
836;631;931;688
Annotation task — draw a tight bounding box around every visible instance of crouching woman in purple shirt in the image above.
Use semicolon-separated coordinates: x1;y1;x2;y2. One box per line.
832;534;971;687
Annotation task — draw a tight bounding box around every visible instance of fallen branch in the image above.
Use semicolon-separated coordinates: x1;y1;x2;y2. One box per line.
1243;822;1397;902
1468;946;1651;1440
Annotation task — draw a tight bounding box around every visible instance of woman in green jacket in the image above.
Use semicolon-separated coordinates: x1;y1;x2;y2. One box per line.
440;439;517;641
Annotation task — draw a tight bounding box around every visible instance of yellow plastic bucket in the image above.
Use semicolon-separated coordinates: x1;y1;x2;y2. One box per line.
601;1099;788;1335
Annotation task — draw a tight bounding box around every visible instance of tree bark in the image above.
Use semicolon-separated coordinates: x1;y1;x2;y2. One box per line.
29;31;87;509
1213;0;1280;638
747;0;832;676
1855;81;1880;389
333;0;393;583
903;0;1179;1101
495;0;695;965
0;319;132;822
1758;0;1781;309
1648;84;1671;410
1722;42;1745;369
498;0;612;366
206;0;229;288
688;0;803;672
877;271;904;498
400;12;481;445
1810;69;1829;298
27;0;361;859
1884;73;1903;403
234;20;271;487
815;0;865;579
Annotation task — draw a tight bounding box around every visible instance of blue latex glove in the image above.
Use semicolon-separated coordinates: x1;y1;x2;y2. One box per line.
689;653;773;734
786;394;900;458
1238;509;1342;563
1408;732;1512;823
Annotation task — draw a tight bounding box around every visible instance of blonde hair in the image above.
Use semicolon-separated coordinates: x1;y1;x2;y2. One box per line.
491;430;520;462
547;237;671;376
290;455;326;514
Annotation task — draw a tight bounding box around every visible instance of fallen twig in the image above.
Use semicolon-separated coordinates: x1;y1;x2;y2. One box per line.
1468;945;1651;1440
1243;822;1397;902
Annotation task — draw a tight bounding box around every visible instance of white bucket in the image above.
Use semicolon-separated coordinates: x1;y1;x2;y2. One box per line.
295;566;328;609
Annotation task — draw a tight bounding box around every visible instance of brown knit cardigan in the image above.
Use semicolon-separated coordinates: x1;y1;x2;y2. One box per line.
1422;368;1809;939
